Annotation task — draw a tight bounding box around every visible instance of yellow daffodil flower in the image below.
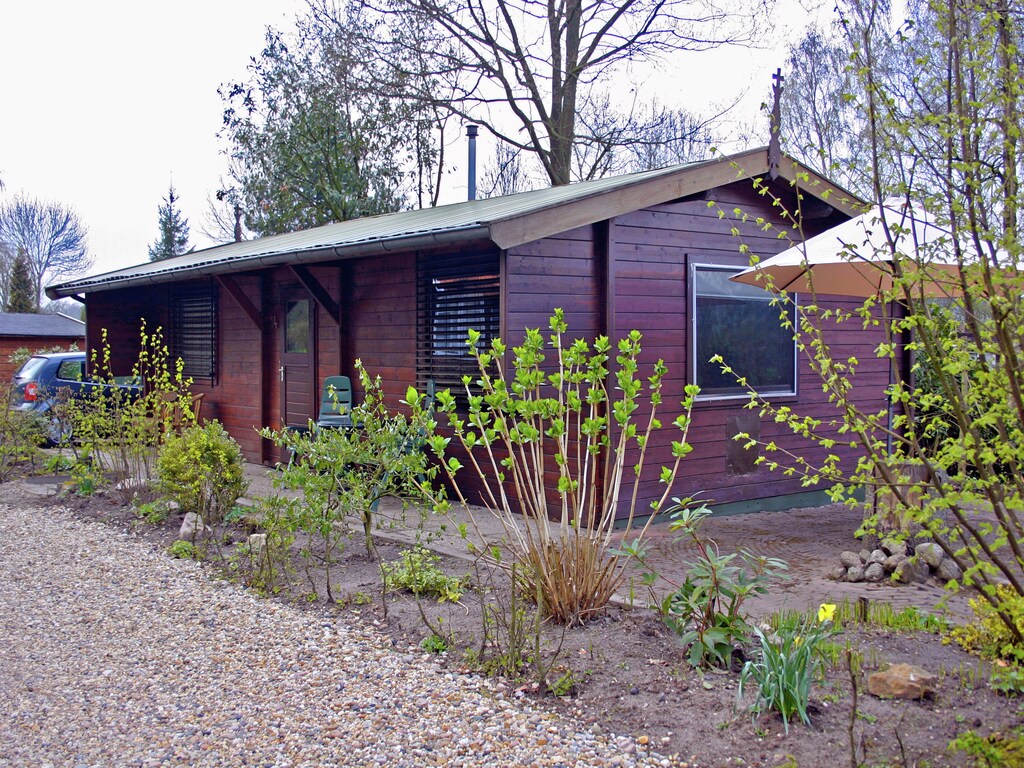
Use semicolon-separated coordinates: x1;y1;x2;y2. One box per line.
818;603;837;623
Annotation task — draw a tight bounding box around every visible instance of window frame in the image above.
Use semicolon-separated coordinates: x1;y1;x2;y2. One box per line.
416;251;501;396
169;282;218;382
688;262;798;402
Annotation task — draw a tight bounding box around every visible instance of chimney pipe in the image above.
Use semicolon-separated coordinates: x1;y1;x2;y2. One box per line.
466;124;479;201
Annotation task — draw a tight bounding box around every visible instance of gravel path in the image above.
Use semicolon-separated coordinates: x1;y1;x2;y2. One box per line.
0;494;678;768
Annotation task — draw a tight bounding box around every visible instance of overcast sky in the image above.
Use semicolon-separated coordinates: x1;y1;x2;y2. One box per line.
0;0;828;285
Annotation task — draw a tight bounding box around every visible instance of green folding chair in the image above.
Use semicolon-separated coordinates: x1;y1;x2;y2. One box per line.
315;375;353;429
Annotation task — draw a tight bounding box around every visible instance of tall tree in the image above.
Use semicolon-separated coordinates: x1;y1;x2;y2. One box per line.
220;8;447;236
200;177;252;245
776;6;908;198
0;241;14;310
148;183;192;261
6;250;36;313
0;194;91;311
480;143;536;198
623;104;715;172
757;0;1024;641
341;0;771;186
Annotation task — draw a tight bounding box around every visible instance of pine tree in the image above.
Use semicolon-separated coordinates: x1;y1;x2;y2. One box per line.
7;249;37;313
148;183;191;261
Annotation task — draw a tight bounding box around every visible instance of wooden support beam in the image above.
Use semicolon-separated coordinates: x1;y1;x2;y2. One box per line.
289;265;339;325
216;275;263;331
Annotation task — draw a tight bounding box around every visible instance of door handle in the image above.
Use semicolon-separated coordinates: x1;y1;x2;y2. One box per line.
279;366;285;382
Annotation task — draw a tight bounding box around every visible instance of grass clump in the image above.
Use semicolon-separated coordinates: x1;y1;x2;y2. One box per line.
738;604;836;734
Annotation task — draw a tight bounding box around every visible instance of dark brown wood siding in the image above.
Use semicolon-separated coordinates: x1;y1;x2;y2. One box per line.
85;286;169;377
212;274;265;460
607;183;881;514
346;252;418;409
78;179;884;516
505;224;601;345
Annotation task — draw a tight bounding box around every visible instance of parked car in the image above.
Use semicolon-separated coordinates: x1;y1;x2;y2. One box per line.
10;352;140;442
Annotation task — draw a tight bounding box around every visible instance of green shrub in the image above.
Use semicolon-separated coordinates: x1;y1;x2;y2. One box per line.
229;496;296;595
382;546;465;603
420;634;449;653
738;604;836;733
990;663;1024;697
134;499;174;524
260;362;436;601
66;323;197;503
43;453;75;474
0;386;46;481
167;540;199;559
656;504;787;668
155;421;247;537
70;457;99;496
413;310;698;627
949;728;1024;767
949;586;1024;665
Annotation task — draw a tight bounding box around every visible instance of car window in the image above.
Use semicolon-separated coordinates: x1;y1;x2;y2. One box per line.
55;359;85;381
15;356;48;381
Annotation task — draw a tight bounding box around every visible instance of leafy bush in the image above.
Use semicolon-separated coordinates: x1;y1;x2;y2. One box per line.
230;496;296;595
66;323;198;503
260;363;435;601
133;498;177;524
414;310;698;626
0;387;46;481
167;540;199;559
990;663;1024;698
43;453;75;474
656;504;787;668
738;604;836;733
949;586;1024;665
949;728;1024;767
420;634;449;653
155;421;247;544
714;8;1024;655
382;546;465;603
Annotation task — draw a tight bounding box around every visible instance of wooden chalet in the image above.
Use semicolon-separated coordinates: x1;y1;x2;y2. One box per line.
47;148;885;517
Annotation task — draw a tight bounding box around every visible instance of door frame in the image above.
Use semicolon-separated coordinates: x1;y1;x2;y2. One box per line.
280;289;317;430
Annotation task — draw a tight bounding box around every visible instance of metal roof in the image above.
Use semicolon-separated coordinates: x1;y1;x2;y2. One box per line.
0;312;85;337
47;148;856;299
47;161;715;299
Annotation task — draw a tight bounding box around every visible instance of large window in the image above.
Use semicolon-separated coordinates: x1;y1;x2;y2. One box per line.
417;252;500;392
170;283;217;380
690;264;796;399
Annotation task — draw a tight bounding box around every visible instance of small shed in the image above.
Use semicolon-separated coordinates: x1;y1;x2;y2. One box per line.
47;148;886;516
0;312;85;381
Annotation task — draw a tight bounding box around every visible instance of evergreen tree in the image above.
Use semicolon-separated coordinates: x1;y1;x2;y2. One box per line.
7;249;37;313
148;184;191;261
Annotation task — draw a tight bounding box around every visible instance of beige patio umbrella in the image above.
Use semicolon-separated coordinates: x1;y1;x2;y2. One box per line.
730;199;963;297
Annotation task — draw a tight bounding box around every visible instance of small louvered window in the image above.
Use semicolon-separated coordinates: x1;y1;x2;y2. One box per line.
417;252;500;394
170;284;217;380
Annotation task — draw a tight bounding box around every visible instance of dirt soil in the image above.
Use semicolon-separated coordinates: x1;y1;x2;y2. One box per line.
25;478;1024;768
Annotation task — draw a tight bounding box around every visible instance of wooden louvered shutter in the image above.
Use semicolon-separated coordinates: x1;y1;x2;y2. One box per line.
170;283;217;380
417;252;500;393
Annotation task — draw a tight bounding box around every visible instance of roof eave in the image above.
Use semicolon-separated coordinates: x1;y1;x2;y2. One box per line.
46;224;493;299
488;148;774;249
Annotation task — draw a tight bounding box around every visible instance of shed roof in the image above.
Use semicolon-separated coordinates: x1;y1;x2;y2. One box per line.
47;148;859;299
0;312;85;338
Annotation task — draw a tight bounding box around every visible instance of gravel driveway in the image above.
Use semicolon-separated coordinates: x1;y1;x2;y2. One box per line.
0;493;675;768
